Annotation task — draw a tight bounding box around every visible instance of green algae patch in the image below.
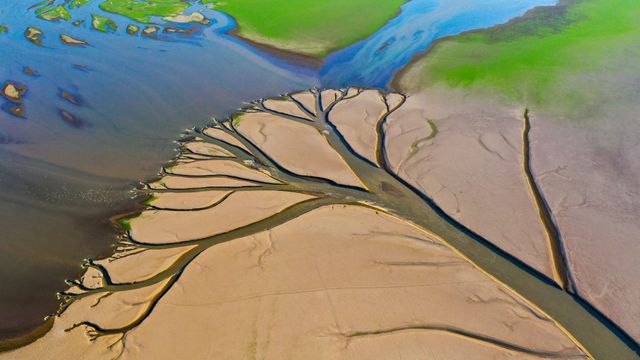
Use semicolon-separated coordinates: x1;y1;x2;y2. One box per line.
37;5;71;21
126;24;140;35
69;0;93;9
230;113;244;127
399;0;640;107
0;25;8;33
143;195;158;206
92;14;118;32
212;0;407;57
99;0;190;24
117;219;132;231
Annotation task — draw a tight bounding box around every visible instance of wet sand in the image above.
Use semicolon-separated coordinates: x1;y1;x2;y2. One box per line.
0;0;563;342
392;4;640;341
384;87;555;279
2;206;585;359
529;107;640;342
0;3;320;339
10;88;638;358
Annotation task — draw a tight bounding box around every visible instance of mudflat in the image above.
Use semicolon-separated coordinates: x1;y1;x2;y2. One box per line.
9;88;632;358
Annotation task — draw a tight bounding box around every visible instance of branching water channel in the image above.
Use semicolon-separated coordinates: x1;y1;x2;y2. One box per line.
1;0;559;339
3;1;638;358
51;89;639;359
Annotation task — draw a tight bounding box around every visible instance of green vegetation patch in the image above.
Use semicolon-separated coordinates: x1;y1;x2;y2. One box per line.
401;0;640;106
92;14;118;32
37;5;72;21
99;0;190;23
24;27;44;46
118;219;132;231
0;25;8;33
69;0;93;9
212;0;407;56
143;195;158;205
126;24;141;35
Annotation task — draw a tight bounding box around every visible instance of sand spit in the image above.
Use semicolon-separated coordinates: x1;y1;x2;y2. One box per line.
24;27;43;46
163;12;208;24
60;34;88;47
1;89;603;358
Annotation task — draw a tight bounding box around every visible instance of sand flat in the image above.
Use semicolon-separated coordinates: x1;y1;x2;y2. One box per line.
148;175;258;190
2;207;583;359
237;111;364;188
529;109;640;341
129;190;312;244
330;89;387;163
168;159;281;183
385;88;553;278
184;142;234;157
149;191;232;210
1;88;589;359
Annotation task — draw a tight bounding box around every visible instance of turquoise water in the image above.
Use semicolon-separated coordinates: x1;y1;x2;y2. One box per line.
0;0;554;339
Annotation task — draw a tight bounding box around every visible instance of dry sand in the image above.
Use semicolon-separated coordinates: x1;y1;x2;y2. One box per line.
384;87;554;278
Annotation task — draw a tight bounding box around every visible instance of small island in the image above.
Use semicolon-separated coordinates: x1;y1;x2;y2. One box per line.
60;34;89;46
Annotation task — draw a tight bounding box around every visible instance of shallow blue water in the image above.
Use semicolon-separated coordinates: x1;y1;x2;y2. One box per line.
321;0;556;88
0;0;555;338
